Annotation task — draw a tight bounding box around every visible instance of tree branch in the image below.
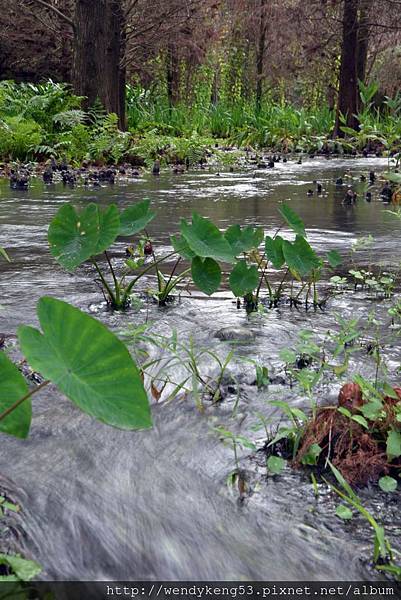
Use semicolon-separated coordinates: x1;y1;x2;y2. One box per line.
26;0;75;30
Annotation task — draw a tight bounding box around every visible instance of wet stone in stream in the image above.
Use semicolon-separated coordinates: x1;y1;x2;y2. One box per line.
215;326;256;342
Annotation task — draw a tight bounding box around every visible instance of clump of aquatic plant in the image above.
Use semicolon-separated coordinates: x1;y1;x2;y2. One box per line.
48;199;345;314
237;203;342;310
213;426;256;499
48;199;157;309
0;297;151;440
48;198;259;309
293;378;401;485
139;242;192;307
261;306;401;487
264;355;401;486
120;324;237;408
348;268;396;298
330;275;348;290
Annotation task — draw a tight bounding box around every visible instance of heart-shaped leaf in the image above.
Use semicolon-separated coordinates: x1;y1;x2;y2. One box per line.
386;430;401;461
379;476;398;493
0;352;31;439
267;455;286;475
229;261;259;297
278;203;306;237
191;257;221;295
327;250;342;268
170;234;196;260
18;298;151;430
48;203;120;270
335;504;353;520
181;213;236;263
300;443;322;465
95;205;120;254
282;236;321;277
119;199;155;236
224;225;263;255
265;235;285;269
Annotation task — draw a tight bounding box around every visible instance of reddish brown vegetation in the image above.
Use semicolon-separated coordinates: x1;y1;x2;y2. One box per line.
295;383;401;486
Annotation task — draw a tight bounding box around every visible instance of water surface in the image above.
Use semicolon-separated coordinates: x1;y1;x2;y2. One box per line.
0;157;400;581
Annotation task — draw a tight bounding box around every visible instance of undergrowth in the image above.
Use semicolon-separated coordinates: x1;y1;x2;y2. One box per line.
1;80;401;165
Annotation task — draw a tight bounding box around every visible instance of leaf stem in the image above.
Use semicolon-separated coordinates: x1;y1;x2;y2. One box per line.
0;379;51;422
121;251;178;304
104;251;121;306
92;258;117;306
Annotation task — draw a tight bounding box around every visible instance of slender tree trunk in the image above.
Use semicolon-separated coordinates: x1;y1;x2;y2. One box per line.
334;0;360;136
241;38;251;101
255;0;267;113
72;0;126;129
119;22;127;130
166;44;180;107
356;0;370;110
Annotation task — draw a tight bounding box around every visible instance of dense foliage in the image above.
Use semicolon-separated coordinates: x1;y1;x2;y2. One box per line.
1;80;401;164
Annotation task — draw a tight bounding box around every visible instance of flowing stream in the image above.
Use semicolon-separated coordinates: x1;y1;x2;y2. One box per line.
0;157;400;581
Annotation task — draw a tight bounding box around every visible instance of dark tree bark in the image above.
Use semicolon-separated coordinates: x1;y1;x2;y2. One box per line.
166;43;180;107
255;0;267;113
334;0;360;136
72;0;126;129
356;0;370;109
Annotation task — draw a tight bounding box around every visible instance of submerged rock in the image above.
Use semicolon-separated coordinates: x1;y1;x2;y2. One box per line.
9;170;29;190
215;326;255;342
380;182;393;202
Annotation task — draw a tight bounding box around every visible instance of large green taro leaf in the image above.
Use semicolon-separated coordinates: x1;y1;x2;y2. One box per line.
119;199;156;236
170;234;196;260
278;203;306;237
229;261;259;297
18;298;151;430
224;225;263;255
0;352;31;439
191;257;221;295
282;235;321;277
180;213;236;263
326;250;342;268
48;203;120;270
265;235;285;269
95;205;120;254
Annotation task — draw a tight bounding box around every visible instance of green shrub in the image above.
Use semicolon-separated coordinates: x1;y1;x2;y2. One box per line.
0;116;42;160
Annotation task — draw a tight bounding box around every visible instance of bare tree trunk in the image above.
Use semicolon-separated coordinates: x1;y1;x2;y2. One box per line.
166;44;180;107
255;0;267;113
356;0;370;110
72;0;126;129
334;0;359;136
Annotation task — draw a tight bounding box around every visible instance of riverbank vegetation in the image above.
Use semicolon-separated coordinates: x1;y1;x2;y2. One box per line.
1;0;401;166
1;80;401;166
